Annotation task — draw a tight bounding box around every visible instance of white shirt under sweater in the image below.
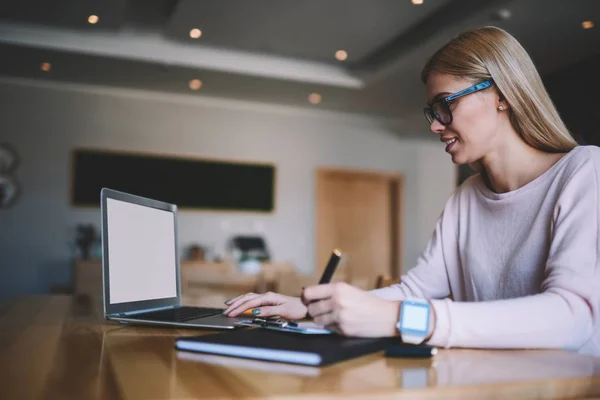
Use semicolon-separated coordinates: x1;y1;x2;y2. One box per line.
373;145;600;354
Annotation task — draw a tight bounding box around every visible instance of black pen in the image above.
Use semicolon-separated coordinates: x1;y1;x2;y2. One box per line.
301;248;343;313
318;248;343;284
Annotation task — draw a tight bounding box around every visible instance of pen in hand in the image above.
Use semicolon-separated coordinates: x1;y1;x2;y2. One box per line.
301;248;343;315
232;249;343;319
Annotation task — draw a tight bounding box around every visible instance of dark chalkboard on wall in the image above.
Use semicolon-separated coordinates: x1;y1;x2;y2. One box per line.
71;149;275;212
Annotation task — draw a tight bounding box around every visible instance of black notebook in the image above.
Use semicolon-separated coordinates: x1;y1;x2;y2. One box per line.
175;329;395;366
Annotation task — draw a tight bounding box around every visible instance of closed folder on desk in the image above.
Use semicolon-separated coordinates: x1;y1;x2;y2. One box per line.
175;329;395;366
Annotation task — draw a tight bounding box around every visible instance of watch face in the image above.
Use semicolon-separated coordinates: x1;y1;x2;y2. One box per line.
0;143;18;173
400;302;430;335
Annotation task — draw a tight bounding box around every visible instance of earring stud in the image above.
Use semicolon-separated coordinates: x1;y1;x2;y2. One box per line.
498;105;505;111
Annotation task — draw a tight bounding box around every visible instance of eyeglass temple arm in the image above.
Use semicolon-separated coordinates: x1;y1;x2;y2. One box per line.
445;80;493;102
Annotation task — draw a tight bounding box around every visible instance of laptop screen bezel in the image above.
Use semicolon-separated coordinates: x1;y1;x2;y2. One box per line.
101;188;181;316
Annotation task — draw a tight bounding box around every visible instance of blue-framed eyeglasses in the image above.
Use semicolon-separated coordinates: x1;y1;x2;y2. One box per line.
424;80;493;126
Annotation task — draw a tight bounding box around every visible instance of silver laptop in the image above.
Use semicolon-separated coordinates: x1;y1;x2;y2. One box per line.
100;188;245;329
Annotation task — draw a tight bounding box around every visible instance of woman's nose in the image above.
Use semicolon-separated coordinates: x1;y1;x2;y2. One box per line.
429;118;445;134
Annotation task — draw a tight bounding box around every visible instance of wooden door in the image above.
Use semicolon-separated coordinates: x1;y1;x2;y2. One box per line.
316;169;403;288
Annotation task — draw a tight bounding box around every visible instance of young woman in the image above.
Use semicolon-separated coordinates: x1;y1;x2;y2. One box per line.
224;26;600;354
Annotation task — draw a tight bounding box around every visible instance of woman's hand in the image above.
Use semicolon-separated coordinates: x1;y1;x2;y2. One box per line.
302;282;401;337
223;292;308;320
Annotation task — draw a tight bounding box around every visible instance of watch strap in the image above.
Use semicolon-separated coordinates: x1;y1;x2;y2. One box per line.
400;334;426;345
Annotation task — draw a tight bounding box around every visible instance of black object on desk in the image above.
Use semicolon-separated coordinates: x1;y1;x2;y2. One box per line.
176;329;395;366
385;344;437;358
230;235;270;261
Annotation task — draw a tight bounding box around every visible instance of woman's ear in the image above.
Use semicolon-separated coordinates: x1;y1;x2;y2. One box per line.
497;97;509;111
495;89;509;111
496;88;508;111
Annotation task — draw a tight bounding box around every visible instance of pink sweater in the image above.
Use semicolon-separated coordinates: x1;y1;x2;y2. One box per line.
373;145;600;354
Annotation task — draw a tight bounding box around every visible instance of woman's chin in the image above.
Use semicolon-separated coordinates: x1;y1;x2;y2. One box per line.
450;149;474;165
450;153;465;164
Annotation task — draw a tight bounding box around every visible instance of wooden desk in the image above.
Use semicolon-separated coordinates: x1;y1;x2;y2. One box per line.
2;296;600;399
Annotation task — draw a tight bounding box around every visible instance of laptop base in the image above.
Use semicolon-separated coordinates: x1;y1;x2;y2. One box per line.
107;313;249;329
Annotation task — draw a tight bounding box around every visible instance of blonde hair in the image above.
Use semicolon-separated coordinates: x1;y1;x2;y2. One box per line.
421;26;577;152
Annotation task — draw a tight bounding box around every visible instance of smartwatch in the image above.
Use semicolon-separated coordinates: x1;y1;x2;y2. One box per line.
396;298;431;345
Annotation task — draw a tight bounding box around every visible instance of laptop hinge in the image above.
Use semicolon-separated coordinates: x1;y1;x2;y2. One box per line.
117;305;175;316
107;313;128;318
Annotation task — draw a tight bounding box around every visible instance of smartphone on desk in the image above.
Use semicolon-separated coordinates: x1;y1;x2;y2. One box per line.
385;344;437;358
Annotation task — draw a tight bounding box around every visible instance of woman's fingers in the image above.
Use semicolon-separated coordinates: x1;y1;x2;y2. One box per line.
301;284;331;305
224;293;249;305
314;307;348;335
223;292;259;315
306;298;334;318
302;282;347;304
313;310;336;327
308;298;338;330
225;292;278;317
251;305;284;318
325;324;343;336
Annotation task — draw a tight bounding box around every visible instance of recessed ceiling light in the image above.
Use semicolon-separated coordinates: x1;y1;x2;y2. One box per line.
335;50;348;61
495;9;512;20
40;62;51;72
582;20;595;29
189;28;202;39
412;0;424;4
308;93;322;105
189;79;202;90
88;15;99;24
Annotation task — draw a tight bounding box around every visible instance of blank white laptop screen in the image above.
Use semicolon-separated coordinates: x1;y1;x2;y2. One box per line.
106;198;177;304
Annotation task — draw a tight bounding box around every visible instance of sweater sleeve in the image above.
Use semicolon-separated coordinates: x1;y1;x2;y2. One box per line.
371;196;456;302
427;152;600;351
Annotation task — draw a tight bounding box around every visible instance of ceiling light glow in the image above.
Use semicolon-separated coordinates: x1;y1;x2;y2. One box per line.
582;20;595;29
40;62;51;72
190;28;202;39
88;15;99;24
412;0;424;4
496;9;512;20
308;93;322;105
335;50;348;61
189;79;203;90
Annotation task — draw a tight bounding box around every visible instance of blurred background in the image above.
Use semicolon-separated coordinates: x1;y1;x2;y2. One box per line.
0;0;598;305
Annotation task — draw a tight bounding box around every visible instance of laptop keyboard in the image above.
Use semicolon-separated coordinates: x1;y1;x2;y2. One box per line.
127;306;224;322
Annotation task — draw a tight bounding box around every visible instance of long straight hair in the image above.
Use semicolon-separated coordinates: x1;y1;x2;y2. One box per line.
421;26;577;152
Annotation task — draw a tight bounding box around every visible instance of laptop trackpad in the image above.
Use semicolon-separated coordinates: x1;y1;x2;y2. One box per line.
188;313;248;328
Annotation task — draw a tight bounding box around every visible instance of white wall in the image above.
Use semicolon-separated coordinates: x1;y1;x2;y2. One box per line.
0;78;455;299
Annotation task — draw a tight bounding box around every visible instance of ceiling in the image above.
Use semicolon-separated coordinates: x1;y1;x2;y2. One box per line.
0;0;599;134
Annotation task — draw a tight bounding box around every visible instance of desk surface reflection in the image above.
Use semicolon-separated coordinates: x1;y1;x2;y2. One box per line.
1;296;599;399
